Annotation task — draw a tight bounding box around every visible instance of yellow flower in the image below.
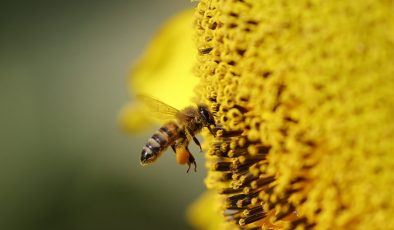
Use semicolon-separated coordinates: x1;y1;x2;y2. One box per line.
191;0;394;229
122;0;394;229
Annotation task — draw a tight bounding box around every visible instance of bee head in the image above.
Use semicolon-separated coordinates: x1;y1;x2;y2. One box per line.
140;148;157;166
198;104;216;135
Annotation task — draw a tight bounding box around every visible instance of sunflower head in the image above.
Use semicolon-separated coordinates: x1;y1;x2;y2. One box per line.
191;0;394;229
121;1;394;229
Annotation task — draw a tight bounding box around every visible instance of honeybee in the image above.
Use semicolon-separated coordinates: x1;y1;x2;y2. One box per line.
139;95;216;172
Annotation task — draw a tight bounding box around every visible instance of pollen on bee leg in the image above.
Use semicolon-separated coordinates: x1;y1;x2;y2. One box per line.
176;146;190;165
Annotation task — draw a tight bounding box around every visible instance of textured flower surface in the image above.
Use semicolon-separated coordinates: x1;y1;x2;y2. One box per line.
122;0;394;229
191;0;394;229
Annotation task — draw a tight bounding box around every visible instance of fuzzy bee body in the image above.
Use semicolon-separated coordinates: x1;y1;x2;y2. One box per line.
138;95;216;172
141;121;181;165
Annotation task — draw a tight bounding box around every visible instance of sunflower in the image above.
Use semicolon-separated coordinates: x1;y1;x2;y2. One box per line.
122;1;394;229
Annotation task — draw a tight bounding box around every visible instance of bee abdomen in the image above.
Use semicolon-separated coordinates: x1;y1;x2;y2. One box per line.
141;137;163;165
141;121;180;166
159;125;175;139
147;136;163;152
150;122;179;151
151;132;166;146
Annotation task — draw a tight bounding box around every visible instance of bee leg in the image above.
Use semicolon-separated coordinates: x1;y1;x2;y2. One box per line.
208;126;216;137
186;153;197;173
171;144;176;153
192;136;202;152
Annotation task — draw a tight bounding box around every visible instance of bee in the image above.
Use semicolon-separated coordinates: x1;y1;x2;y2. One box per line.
139;95;216;172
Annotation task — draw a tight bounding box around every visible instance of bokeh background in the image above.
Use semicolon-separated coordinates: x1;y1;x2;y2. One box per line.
0;0;206;229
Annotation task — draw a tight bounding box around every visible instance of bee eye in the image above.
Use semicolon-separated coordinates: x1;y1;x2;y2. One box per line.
199;105;215;126
201;108;210;119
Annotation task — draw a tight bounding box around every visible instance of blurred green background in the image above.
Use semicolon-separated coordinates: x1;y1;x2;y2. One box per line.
0;0;206;229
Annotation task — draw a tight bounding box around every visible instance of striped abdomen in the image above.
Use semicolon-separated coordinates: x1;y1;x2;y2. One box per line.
140;121;180;165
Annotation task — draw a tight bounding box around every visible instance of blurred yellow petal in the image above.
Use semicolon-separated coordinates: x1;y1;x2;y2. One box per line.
120;9;198;133
118;103;151;133
187;191;237;230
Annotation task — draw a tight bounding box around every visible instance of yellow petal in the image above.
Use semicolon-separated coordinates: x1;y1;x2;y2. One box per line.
118;103;151;133
120;9;198;133
187;191;236;230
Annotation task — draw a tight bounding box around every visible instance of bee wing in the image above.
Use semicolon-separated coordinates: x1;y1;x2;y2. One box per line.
137;94;181;121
